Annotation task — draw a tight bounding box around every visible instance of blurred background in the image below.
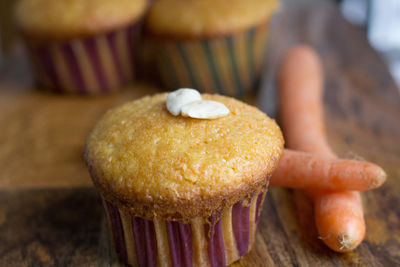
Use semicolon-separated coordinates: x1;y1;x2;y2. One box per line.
339;0;400;88
1;0;400;89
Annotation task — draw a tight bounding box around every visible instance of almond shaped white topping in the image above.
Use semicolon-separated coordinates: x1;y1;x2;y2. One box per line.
181;100;230;119
166;88;202;116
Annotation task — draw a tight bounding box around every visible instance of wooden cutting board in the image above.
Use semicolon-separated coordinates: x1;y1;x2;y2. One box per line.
1;1;400;266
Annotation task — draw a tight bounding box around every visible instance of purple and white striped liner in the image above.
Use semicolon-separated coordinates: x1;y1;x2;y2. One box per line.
103;191;267;267
25;24;139;95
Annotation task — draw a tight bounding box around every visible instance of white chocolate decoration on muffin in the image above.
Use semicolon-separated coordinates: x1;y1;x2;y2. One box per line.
166;88;229;119
166;88;201;115
181;100;229;119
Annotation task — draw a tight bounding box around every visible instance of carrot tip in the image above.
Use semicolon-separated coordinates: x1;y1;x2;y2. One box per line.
378;169;387;184
367;169;387;189
338;234;355;251
319;234;360;252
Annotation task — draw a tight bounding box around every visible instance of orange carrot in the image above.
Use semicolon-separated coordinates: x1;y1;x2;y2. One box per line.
278;45;332;157
270;149;386;191
308;190;365;252
277;45;380;252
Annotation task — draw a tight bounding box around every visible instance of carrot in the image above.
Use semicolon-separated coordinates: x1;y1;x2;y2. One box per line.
270;149;386;191
309;190;365;252
277;45;381;252
278;45;332;156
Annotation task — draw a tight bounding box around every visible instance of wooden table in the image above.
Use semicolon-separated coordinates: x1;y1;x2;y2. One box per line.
1;1;400;266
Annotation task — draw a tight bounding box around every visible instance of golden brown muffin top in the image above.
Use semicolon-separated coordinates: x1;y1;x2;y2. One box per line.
145;0;278;39
15;0;147;40
85;93;284;221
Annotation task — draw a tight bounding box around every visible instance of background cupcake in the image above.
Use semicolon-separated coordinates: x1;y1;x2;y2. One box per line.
14;0;148;95
144;0;279;97
84;91;284;266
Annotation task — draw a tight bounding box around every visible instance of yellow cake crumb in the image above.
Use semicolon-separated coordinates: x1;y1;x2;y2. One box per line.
85;93;284;220
15;0;147;39
146;0;278;39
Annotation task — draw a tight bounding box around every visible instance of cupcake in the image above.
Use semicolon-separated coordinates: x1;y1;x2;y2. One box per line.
144;0;279;97
84;89;284;266
14;0;148;95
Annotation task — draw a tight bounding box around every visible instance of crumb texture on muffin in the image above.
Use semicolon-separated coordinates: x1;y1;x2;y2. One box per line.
146;0;278;39
85;93;284;220
15;0;147;39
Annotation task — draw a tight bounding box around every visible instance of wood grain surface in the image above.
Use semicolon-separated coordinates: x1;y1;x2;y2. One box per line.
1;1;400;266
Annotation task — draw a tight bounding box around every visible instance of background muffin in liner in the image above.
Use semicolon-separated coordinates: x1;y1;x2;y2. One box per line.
143;0;279;98
14;0;148;95
84;93;284;266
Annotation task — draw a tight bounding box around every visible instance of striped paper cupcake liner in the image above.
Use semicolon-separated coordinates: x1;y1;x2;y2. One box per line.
151;22;270;98
103;191;267;267
25;24;139;95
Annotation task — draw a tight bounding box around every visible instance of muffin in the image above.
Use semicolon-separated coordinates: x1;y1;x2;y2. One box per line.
144;0;279;97
15;0;147;95
84;90;284;266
